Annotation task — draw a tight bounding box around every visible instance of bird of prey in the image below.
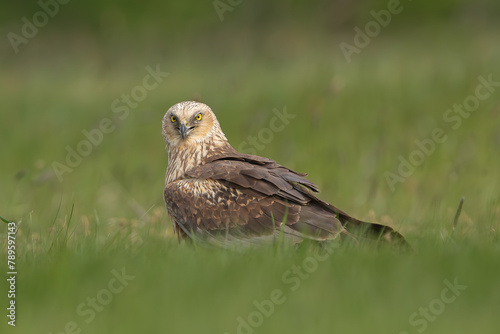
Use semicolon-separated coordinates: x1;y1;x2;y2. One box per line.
162;101;406;248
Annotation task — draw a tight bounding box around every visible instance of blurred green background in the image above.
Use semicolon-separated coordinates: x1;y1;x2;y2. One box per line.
1;1;500;333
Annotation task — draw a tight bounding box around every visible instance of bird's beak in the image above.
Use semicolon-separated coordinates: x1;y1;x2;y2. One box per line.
178;122;190;139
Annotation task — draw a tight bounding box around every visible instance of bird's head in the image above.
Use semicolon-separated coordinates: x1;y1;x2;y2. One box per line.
162;101;226;148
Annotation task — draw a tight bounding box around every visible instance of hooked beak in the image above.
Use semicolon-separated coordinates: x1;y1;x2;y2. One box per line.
178;123;193;139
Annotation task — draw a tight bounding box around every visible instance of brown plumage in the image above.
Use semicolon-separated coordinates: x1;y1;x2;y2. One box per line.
163;101;407;247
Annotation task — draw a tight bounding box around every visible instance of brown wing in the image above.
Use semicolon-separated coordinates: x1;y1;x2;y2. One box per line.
165;150;407;246
164;158;350;247
229;152;406;242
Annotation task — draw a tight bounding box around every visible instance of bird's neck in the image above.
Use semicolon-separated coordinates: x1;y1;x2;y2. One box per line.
165;133;233;184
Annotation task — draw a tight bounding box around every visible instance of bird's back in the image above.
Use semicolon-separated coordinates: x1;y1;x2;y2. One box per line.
165;150;407;247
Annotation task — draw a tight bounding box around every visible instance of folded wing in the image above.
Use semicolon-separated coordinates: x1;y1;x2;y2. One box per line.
164;152;406;246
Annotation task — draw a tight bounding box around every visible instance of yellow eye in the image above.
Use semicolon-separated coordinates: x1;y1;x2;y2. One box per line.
170;116;177;123
195;113;202;121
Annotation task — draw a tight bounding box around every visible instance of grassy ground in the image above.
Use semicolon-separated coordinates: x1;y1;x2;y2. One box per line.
1;25;500;333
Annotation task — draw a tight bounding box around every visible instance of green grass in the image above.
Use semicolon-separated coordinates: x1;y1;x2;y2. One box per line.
1;25;500;333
